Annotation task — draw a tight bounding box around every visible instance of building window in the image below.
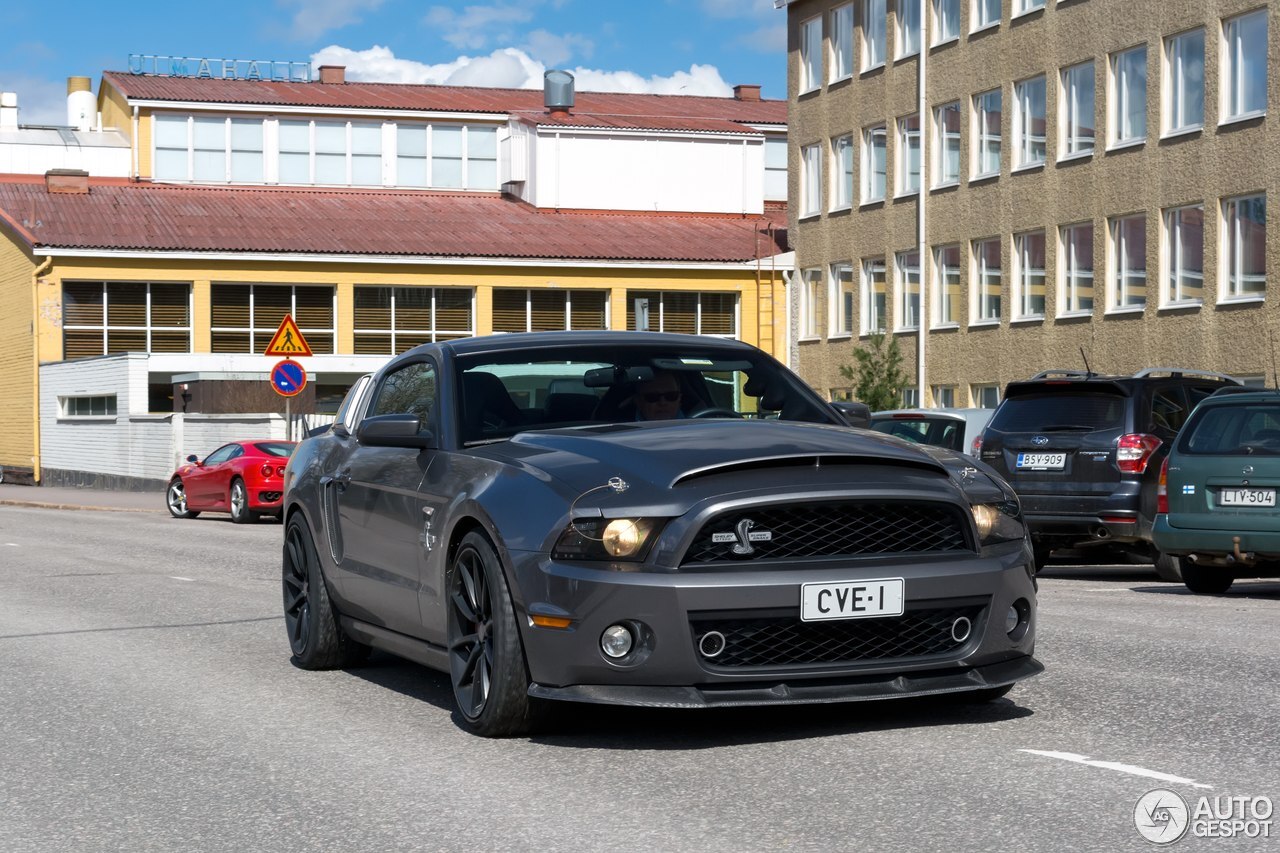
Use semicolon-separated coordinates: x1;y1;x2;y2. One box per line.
1061;62;1096;158
1223;10;1268;121
62;281;192;359
895;250;921;330
1164;29;1205;133
210;284;335;354
1222;194;1266;300
972;384;1001;408
897;0;921;58
60;395;118;417
863;0;887;70
972;237;1002;323
973;89;1002;178
1014;76;1047;168
1014;0;1045;15
862;124;888;202
933;0;960;44
492;289;606;335
973;0;1000;31
800;268;822;338
626;291;738;337
154;115;265;183
801;143;822;217
862;258;887;333
834;134;855;209
1110;46;1147;145
1109;214;1147;310
932;385;956;407
1060;222;1095;315
354;287;475;354
1163;205;1204;305
830;262;856;336
832;4;855;82
800;15;823;92
934;244;961;326
393;124;498;190
279;119;382;185
764;137;788;201
1013;230;1046;318
902;387;920;407
897;113;921;194
934;102;961;186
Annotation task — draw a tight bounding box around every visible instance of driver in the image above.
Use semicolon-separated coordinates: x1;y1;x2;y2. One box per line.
632;370;685;421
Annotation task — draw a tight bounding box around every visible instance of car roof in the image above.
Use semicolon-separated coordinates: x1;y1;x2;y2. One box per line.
1203;387;1280;403
871;408;992;421
432;330;759;358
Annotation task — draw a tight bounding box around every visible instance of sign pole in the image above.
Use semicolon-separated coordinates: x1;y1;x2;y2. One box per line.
286;397;292;441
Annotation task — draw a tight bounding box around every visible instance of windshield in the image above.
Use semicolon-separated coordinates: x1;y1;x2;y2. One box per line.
989;392;1125;432
455;344;836;444
254;442;296;457
1179;403;1280;455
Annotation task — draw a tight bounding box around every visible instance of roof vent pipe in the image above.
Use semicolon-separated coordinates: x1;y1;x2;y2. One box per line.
67;77;94;132
544;70;574;116
0;92;17;131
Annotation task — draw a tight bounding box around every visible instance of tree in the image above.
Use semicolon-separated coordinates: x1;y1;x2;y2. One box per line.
839;333;908;412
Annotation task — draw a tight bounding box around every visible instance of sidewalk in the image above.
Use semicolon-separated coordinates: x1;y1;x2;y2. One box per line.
0;483;165;513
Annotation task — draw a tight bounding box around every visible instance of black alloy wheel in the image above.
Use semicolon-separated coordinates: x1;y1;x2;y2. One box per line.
447;532;542;737
282;514;366;668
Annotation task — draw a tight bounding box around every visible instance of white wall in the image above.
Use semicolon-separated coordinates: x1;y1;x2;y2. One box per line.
0;130;131;176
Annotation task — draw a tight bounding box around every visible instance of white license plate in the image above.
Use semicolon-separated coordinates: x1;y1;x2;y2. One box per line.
1016;452;1066;470
1219;487;1277;507
801;578;904;622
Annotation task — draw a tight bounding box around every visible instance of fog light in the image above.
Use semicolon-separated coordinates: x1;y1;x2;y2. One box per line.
1005;605;1020;634
600;624;634;658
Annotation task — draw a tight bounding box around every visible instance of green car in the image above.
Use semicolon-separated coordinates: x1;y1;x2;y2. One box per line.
1153;388;1280;594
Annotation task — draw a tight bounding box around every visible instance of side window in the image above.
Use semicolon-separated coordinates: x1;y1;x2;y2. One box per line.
204;444;238;465
1150;387;1188;433
937;422;962;451
370;361;437;434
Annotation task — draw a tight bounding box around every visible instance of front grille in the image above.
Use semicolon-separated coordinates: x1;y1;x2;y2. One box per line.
683;501;972;564
690;604;984;668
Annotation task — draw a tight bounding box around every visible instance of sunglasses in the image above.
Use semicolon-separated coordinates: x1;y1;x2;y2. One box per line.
641;391;681;403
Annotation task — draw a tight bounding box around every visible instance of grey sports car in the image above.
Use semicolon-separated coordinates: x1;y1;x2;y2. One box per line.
282;332;1041;736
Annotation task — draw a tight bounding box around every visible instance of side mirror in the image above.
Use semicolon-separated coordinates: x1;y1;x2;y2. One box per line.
185;454;199;464
330;422;350;438
831;401;871;429
356;413;436;449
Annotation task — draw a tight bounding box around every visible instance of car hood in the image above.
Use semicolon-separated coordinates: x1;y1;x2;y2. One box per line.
479;419;953;493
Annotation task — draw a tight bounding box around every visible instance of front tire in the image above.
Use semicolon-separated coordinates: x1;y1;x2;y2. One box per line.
229;478;257;524
447;532;542;737
282;514;368;668
1181;561;1234;594
166;478;199;519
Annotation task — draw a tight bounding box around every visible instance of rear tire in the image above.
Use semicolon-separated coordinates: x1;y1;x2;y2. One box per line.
229;478;257;524
282;514;368;668
1154;550;1184;582
1181;561;1234;594
166;478;199;519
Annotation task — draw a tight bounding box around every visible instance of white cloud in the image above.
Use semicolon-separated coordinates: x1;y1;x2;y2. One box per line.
311;44;733;96
280;0;386;41
424;3;536;51
521;29;594;67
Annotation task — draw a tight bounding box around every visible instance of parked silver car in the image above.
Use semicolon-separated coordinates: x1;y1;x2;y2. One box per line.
870;408;995;458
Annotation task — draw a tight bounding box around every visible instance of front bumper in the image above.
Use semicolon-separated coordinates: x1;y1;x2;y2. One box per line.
510;545;1039;705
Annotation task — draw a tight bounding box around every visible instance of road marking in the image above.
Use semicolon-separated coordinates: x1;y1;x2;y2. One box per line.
1019;750;1213;789
4;543;18;547
169;576;195;582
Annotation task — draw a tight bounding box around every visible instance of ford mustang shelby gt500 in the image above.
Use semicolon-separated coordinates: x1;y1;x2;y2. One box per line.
282;332;1041;736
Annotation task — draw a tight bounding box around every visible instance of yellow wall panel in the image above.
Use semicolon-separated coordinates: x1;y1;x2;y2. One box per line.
0;232;38;472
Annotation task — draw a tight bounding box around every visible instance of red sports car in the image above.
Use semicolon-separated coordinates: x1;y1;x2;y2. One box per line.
166;440;296;523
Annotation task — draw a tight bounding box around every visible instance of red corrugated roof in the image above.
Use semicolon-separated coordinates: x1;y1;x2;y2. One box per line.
102;72;787;133
0;176;789;263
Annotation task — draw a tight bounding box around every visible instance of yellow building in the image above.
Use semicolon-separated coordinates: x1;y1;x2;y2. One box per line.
0;65;791;486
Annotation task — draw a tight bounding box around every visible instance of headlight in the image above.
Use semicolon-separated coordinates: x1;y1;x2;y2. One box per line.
971;500;1026;545
553;518;663;561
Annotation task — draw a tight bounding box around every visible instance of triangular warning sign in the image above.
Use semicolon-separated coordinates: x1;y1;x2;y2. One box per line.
264;314;313;357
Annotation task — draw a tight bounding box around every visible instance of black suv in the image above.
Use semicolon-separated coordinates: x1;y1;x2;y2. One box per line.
979;368;1240;578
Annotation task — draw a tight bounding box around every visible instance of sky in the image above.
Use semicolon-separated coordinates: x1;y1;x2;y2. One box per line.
1;0;787;127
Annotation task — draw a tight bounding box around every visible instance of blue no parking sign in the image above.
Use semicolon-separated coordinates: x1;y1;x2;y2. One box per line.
270;359;307;397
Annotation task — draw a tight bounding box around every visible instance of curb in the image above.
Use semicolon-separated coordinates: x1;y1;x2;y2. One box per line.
0;499;164;514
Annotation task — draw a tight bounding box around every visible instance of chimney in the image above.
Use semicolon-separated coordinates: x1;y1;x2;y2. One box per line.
46;169;90;194
544;69;575;118
318;65;346;85
733;84;762;102
0;92;16;131
67;77;94;132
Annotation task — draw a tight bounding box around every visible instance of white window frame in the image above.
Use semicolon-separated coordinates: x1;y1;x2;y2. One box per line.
932;385;956;407
61;281;194;356
801;142;822;218
972;237;1002;324
933;0;960;45
895;249;921;330
1059;222;1096;316
896;113;921;196
933;244;961;327
800;15;823;93
829;261;856;337
800;268;822;338
210;283;336;353
831;4;855;83
1013;230;1046;320
972;88;1002;179
933;101;961;187
862;257;888;334
862;124;888;203
971;384;1001;408
1221;193;1267;302
1221;10;1269;123
1013;0;1045;17
1108;214;1147;311
1162;204;1205;307
59;395;118;419
896;0;921;59
863;0;888;71
1164;29;1205;135
154;114;267;184
902;387;920;407
354;286;477;352
972;0;1000;33
1060;61;1096;160
1013;76;1047;169
1109;45;1148;147
833;134;855;209
764;137;788;201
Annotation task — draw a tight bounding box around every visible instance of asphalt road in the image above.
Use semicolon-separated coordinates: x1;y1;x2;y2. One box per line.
1;506;1277;852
